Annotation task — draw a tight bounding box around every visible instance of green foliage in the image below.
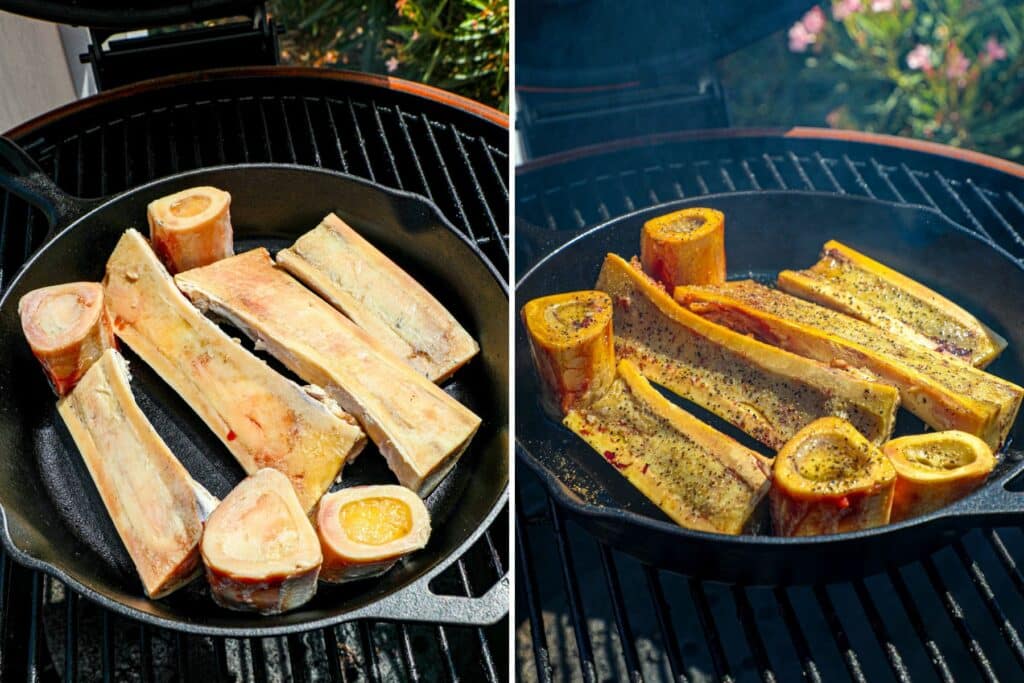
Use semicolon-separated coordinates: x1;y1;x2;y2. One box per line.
719;0;1024;159
269;0;508;112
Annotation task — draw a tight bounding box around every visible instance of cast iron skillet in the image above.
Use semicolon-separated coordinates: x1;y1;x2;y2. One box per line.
516;190;1024;585
0;138;508;635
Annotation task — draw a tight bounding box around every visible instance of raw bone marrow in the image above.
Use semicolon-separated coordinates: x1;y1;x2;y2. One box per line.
595;254;900;450
201;468;322;614
103;230;366;512
564;359;771;535
778;240;1006;368
174;248;481;497
147;186;234;274
640;207;726;289
277;213;479;383
58;349;213;599
675;280;1022;450
19;282;117;396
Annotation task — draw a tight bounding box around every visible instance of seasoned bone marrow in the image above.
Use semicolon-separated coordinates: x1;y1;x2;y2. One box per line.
564;359;771;534
174;248;480;497
770;418;896;536
104;230;366;511
640;207;726;289
883;431;995;522
596;253;900;449
58;349;212;598
148;186;233;274
277;213;479;383
201;468;322;614
521;290;615;416
19;282;116;395
675;281;1023;449
316;485;431;583
778;240;1006;368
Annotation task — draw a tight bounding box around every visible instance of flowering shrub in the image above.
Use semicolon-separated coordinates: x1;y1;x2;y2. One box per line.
269;0;508;112
723;0;1024;159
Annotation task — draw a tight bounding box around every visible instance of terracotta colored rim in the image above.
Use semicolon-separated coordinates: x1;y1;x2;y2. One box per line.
5;66;508;139
517;126;1024;178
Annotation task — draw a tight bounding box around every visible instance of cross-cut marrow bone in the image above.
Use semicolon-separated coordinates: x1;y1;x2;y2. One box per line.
174;248;481;497
596;254;900;449
564;359;771;534
276;213;479;383
148;186;233;274
201;468;321;614
883;431;995;522
104;230;366;511
316;485;431;583
58;349;215;598
19;282;116;396
521;290;615;416
674;281;1023;450
640;207;726;289
778;240;1006;368
771;417;896;536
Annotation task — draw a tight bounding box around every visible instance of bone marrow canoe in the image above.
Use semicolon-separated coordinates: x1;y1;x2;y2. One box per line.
104;230;366;511
770;417;896;536
564;359;771;534
883;431;995;522
674;281;1023;450
276;213;479;383
174;248;481;497
640;207;726;289
148;186;233;274
316;485;431;583
201;468;322;614
778;240;1006;368
19;282;116;396
596;253;900;449
58;349;215;598
521;290;615;416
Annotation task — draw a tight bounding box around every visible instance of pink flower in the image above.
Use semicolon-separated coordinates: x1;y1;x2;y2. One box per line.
906;44;932;70
901;0;913;8
946;46;970;80
833;0;861;20
871;0;894;11
984;37;1007;62
788;21;816;52
802;6;827;34
385;56;400;73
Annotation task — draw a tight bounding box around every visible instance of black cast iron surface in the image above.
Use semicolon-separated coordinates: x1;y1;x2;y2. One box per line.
0;69;508;680
516;132;1024;681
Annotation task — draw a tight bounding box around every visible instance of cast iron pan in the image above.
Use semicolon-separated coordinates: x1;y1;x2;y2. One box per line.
0;138;508;635
516;190;1024;585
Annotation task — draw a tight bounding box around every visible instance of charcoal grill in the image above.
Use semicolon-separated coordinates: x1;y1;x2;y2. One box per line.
516;128;1024;681
1;66;508;681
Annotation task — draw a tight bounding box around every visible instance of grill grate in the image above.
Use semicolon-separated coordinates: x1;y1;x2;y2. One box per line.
1;69;508;682
515;132;1024;682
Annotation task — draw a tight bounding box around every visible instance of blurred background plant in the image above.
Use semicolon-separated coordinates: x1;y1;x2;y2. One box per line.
268;0;508;111
719;0;1024;159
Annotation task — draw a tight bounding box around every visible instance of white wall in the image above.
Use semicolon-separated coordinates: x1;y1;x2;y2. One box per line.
0;10;77;132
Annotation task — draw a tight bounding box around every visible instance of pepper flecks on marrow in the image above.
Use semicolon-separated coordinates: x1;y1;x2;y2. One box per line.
640;207;726;289
595;253;900;449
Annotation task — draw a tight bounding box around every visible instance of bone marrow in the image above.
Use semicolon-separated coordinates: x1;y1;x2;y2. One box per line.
641;207;726;289
277;213;479;383
201;468;321;614
564;359;771;534
770;417;896;536
104;230;366;511
148;186;233;274
778;240;1006;368
521;290;615;416
316;485;431;583
19;282;116;395
174;248;480;497
883;431;995;522
58;349;212;598
596;253;900;449
675;281;1022;449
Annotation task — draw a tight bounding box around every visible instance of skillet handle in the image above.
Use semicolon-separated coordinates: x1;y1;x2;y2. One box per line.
349;567;510;626
0;136;103;237
935;452;1024;525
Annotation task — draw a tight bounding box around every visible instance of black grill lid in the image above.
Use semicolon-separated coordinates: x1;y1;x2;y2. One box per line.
0;0;258;28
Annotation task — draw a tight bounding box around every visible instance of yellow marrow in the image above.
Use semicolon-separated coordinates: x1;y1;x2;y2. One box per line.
640;207;726;289
147;186;233;274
